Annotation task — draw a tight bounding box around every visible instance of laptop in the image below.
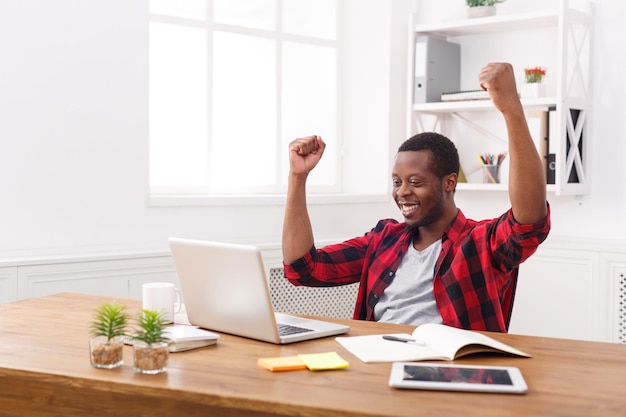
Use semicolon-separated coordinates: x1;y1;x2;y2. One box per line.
168;237;350;344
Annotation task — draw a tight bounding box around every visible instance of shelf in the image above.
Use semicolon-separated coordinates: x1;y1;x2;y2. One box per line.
413;10;560;38
413;97;557;114
457;183;556;193
457;183;507;191
408;1;592;196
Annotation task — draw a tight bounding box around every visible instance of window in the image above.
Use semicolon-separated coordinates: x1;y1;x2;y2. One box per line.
149;0;340;197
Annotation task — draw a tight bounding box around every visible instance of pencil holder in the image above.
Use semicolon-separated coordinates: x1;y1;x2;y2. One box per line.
482;164;500;184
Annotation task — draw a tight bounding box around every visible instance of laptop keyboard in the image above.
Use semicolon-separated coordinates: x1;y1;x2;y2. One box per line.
277;323;314;336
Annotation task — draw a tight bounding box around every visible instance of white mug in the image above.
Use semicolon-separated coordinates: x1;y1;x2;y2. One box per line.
142;282;182;324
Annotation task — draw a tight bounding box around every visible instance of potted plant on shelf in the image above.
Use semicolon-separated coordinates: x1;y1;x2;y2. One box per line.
131;309;171;374
521;66;547;98
89;301;129;369
466;0;506;18
524;66;547;83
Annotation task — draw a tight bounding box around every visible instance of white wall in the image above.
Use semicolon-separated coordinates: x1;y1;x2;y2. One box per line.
0;0;403;256
1;0;625;258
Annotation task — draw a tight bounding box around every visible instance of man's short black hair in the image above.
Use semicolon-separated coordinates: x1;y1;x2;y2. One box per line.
397;132;459;179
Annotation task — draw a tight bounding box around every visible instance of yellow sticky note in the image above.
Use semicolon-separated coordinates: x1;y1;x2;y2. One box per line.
297;352;349;371
258;356;308;372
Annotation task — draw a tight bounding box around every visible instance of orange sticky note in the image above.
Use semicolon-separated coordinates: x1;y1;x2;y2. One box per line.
257;356;308;372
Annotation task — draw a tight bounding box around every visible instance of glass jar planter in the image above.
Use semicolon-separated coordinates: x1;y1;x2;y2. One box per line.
133;341;169;374
89;336;125;369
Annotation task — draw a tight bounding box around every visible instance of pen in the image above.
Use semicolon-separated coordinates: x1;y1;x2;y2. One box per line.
382;335;427;346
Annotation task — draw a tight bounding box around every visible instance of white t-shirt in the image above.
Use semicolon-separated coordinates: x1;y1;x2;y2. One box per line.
373;239;443;325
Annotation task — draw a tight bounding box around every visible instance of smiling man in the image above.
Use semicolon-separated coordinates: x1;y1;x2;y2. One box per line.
281;62;550;332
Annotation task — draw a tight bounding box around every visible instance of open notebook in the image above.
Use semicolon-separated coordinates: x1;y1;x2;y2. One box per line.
168;238;350;344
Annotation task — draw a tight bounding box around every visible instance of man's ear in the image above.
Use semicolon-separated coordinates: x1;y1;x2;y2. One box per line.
443;173;458;192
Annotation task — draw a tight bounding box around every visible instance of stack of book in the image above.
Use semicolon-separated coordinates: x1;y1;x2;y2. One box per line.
164;325;219;352
125;325;219;352
441;89;490;102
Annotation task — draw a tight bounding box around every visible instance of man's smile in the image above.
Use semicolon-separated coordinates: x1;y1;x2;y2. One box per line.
399;202;419;217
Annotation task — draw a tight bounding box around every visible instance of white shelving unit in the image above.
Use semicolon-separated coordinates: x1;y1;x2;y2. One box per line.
407;0;593;195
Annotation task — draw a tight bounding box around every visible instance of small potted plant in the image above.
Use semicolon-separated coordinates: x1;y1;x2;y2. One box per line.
466;0;506;18
131;309;171;374
521;66;547;98
89;301;129;369
524;66;547;84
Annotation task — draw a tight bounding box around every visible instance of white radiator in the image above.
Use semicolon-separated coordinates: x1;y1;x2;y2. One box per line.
617;270;626;344
268;267;358;319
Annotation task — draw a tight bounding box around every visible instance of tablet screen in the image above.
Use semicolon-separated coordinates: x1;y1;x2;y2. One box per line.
403;364;513;385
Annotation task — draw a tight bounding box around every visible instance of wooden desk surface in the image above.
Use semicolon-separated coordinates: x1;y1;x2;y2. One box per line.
1;293;626;417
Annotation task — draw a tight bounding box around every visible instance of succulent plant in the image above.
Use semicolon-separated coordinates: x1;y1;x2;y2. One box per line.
132;309;171;346
89;301;130;343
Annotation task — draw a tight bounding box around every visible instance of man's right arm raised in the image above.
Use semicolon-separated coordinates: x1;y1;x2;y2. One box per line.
282;135;326;264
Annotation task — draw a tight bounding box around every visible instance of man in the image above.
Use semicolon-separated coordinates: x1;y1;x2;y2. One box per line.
281;62;550;332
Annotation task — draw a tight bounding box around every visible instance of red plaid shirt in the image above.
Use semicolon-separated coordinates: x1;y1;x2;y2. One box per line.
284;207;550;332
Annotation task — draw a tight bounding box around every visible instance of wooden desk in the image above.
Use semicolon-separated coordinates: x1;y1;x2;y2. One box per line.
1;293;625;417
